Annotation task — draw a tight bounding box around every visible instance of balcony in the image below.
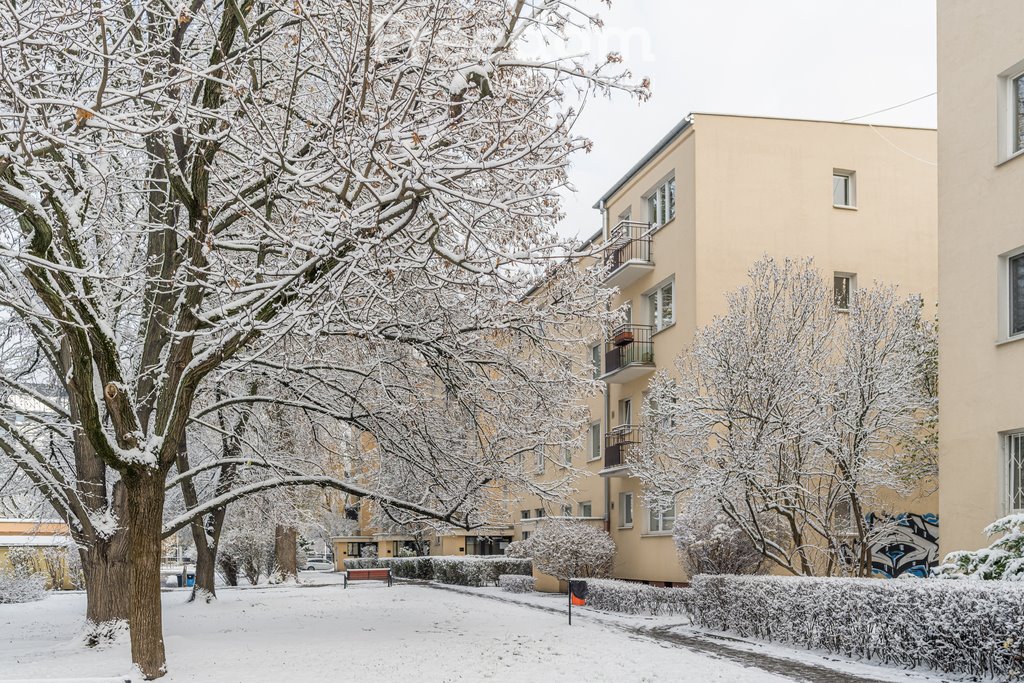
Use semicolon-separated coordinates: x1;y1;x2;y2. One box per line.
603;221;654;289
601;324;655;383
601;425;641;477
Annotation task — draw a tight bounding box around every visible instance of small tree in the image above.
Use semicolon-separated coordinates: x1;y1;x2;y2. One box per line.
673;504;765;576
934;515;1024;580
525;518;615;580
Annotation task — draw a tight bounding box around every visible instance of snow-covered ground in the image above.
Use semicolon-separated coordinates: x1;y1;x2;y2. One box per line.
0;574;948;682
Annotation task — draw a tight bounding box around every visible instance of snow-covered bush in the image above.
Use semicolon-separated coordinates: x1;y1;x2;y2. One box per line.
498;574;536;593
934;514;1024;580
688;574;1024;679
343;556;532;586
578;578;690;616
674;509;764;576
504;539;530;559
359;545;378;559
525;519;615;580
0;565;46;604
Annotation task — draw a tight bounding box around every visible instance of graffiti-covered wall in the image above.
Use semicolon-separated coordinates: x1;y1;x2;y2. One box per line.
867;512;939;578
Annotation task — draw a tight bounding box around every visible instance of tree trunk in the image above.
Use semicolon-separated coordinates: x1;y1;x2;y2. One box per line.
274;525;298;583
125;469;168;680
80;532;131;632
189;537;217;603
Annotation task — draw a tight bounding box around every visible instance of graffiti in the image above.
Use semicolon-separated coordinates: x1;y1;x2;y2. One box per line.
866;512;939;579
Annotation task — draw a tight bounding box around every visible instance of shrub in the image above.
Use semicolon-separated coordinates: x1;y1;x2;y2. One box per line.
934;514;1024;580
673;510;764;576
524;519;615;580
0;565;47;604
577;577;690;616
498;574;536;593
342;556;532;586
687;574;1024;680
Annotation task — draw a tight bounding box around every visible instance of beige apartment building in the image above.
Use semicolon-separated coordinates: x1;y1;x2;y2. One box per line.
515;113;939;584
936;2;1024;555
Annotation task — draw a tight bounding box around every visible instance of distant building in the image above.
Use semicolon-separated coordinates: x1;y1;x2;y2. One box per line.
515;113;939;584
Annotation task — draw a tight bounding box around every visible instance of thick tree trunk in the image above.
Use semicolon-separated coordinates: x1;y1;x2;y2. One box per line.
189;538;217;603
126;470;168;680
80;532;131;632
274;525;298;583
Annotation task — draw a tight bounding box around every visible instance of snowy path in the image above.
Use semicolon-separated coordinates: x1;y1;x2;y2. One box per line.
0;577;948;682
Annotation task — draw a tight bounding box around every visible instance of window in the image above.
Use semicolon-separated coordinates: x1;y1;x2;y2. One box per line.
1012;72;1024;155
535;508;545;518
589;423;601;461
647;280;674;331
646;177;676;227
591;343;601;379
561;442;572;466
534;445;545;473
521;531;530;541
520;509;531;520
1000;66;1024;160
648;503;674;533
578;501;592;518
619;492;633;528
619;398;632;426
562;504;573;517
832;170;855;208
1011;253;1024;337
834;273;855;310
1008;432;1024;512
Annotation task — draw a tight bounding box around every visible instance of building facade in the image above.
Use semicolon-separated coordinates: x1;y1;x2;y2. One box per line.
514;113;940;584
937;1;1024;554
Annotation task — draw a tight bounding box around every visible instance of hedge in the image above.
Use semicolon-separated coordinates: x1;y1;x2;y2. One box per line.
343;556;532;586
574;577;690;616
498;574;536;593
688;574;1024;680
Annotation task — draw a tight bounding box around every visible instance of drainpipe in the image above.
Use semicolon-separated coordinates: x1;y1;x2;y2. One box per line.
599;199;612;535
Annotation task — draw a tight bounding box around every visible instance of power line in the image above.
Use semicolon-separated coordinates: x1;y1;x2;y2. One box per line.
843;92;937;123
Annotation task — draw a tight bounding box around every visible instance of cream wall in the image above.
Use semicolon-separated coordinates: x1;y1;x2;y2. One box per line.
520;114;938;584
937;1;1024;554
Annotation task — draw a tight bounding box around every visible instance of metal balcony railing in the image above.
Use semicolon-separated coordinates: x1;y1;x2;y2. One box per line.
604;425;641;469
604;324;654;375
603;221;652;274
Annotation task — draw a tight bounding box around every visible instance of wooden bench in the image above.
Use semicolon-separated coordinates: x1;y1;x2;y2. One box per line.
344;567;393;588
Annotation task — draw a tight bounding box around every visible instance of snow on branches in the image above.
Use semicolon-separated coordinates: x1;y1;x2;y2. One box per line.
519;517;615;580
635;257;938;577
0;1;646;675
935;514;1024;581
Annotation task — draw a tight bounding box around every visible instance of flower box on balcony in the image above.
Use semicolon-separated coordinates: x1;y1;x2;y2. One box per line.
612;330;634;347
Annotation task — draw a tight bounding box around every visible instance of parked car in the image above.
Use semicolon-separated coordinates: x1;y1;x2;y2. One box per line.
303;556;334;571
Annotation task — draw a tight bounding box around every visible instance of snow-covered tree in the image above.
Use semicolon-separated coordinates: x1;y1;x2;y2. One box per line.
0;2;644;675
635;257;937;577
521;518;615;580
673;503;765;576
934;515;1024;581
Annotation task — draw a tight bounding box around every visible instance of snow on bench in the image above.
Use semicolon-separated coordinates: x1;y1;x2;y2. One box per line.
343;567;393;588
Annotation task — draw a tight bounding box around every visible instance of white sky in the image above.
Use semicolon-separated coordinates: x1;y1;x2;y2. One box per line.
556;0;937;239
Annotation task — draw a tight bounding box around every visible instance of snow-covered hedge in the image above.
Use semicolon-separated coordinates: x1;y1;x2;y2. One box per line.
498;574;536;593
688;574;1024;679
0;566;47;604
576;578;690;616
343;556;532;586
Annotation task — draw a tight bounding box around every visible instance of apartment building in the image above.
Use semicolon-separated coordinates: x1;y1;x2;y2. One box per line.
515;113;939;584
936;2;1024;555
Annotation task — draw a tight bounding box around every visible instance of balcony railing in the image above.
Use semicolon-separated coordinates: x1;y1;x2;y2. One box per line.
604;324;655;376
603;221;652;275
604;425;641;469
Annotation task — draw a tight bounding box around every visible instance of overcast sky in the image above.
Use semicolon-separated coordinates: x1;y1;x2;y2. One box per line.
555;0;937;239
